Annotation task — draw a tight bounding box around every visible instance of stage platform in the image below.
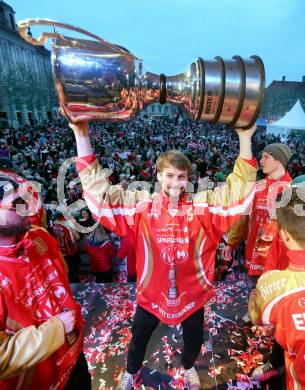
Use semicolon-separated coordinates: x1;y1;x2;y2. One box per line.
72;273;283;390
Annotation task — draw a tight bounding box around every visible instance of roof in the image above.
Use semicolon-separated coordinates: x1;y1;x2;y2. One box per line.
272;99;305;129
267;80;305;90
266;99;305;136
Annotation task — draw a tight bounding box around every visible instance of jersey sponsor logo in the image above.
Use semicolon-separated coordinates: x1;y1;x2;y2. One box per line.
33;282;68;320
158;301;195;319
156;224;189;234
160;245;188;265
157;237;189;244
249;263;264;270
14;260;69;321
292;313;305;331
259;278;286;299
32;237;49;256
161;291;186;307
298;297;305;308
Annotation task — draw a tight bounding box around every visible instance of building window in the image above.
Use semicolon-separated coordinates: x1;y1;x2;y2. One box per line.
0;7;5;24
9;13;15;30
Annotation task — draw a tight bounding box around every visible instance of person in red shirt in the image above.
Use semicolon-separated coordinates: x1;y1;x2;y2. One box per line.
70;121;257;390
52;211;80;283
258;175;305;274
263;232;289;272
223;143;292;326
251;175;305;382
249;185;305;390
84;224;115;282
224;143;292;280
0;174;91;389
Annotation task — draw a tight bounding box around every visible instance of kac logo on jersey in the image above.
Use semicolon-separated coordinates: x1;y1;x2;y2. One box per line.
298;297;305;308
33;283;68;321
160;245;188;266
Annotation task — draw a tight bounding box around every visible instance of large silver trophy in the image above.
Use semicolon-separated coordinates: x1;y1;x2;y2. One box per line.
19;19;265;128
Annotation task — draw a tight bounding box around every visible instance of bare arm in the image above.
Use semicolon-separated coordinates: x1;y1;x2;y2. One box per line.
236;124;257;160
69;122;93;157
69;122;149;235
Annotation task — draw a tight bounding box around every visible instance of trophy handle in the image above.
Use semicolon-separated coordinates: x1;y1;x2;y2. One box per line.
18;18;136;59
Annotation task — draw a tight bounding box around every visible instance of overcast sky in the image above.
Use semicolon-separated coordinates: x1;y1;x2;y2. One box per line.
9;0;305;86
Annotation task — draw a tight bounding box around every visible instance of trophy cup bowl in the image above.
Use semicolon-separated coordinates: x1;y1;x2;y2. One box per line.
18;19;265;128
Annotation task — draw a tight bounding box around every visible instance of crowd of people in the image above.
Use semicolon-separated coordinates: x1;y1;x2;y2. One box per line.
0;116;305;389
1;118;304;196
1;117;305;284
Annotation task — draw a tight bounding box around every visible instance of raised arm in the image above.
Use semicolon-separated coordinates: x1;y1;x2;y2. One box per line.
236;125;256;160
194;125;257;234
69;122;149;236
69;122;93;157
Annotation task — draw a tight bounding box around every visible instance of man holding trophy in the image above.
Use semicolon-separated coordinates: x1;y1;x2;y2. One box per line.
18;18;266;389
70;120;257;389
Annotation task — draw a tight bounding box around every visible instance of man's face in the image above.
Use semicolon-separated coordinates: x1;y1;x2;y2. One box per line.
0;190;31;237
260;152;283;175
158;165;188;199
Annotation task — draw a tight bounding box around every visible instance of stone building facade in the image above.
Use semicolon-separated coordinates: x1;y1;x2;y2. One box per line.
139;102;185;121
0;1;58;128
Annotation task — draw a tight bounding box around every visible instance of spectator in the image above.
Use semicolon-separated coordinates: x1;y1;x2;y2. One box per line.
251;175;305;382
248;186;305;390
84;225;115;282
223;143;292;327
70;120;257;390
0;117;303;287
0;139;9;158
0;174;91;389
52;211;80;283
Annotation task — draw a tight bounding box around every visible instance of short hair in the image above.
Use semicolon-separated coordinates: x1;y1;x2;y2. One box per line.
276;187;305;248
0;157;13;170
156;150;192;173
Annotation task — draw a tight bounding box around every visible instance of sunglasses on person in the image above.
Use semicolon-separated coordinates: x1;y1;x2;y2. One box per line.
0;196;27;211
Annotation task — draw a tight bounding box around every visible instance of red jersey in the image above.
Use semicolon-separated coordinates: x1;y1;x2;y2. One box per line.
228;172;291;276
77;155;257;325
52;218;79;256
85;239;115;272
249;250;305;390
0;227;84;389
263;232;289;272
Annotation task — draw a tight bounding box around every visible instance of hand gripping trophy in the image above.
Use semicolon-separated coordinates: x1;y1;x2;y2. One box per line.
18;19;265;128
